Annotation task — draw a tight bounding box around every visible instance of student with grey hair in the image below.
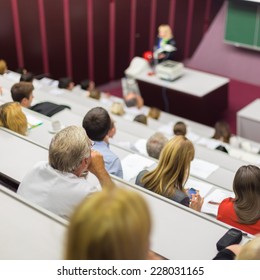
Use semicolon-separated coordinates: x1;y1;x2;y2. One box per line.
146;132;168;159
17;126;113;219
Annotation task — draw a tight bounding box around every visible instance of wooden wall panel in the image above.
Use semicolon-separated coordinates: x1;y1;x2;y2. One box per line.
44;0;66;79
135;0;151;57
115;0;131;78
92;0;110;85
69;0;89;84
17;0;43;74
174;0;189;61
189;0;208;57
0;0;17;70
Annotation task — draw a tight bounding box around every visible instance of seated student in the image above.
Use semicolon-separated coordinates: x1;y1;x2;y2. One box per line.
82;107;123;178
212;121;231;143
146;132;168;159
217;165;260;235
11;82;35;108
17;126;113;219
173;121;187;136
89;89;101;100
110;102;125;116
11;82;70;117
0;59;8;75
136;135;204;211
0;102;28;136
213;236;260;260
80;79;95;92
121;77;144;109
20;72;34;82
134;114;147;125
65;187;160;260
58;77;75;90
148;107;161;120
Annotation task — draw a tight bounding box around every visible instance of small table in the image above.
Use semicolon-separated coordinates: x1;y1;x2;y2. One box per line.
237;99;260;142
136;68;229;126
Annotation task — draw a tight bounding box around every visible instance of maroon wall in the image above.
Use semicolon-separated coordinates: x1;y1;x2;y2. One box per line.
0;0;224;85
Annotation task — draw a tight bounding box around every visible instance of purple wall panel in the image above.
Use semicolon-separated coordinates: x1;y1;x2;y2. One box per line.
92;0;110;85
135;0;151;57
115;0;131;78
189;0;207;57
155;0;171;28
44;0;66;79
17;0;43;74
174;0;189;61
69;0;89;84
0;0;17;70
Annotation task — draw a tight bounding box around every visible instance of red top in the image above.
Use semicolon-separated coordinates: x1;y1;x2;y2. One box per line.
217;198;260;235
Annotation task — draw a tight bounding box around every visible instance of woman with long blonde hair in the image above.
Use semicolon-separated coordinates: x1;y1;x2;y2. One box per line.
0;102;28;136
136;136;203;211
65;187;152;260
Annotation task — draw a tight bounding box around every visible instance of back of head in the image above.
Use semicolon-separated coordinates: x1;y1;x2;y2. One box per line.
0;102;27;135
11;82;34;103
49;126;90;173
58;77;73;89
233;165;260;224
82;107;111;141
20;72;34;83
142;135;195;196
146;132;168;159
0;59;7;74
134;114;147;125
236;236;260;260
173;121;187;136
148;107;161;120
65;187;151;260
89;89;101;100
80;79;90;90
110;102;125;116
124;93;137;107
212;121;231;143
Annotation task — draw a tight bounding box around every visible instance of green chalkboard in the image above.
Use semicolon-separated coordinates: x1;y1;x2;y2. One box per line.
225;1;260;49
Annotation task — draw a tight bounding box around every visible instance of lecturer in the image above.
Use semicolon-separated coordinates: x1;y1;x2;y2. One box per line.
154;24;176;63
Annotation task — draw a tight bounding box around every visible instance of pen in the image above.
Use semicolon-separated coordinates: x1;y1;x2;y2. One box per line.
208;201;220;205
28;122;43;130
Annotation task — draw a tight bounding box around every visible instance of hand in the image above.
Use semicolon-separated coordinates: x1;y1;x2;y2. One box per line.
147;250;164;260
190;192;204;212
158;53;166;59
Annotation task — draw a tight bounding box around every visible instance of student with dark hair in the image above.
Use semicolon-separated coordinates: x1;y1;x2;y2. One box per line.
20;72;34;83
217;165;260;235
82;107;123;178
11;82;35;108
173;121;187;136
58;77;74;90
80;79;95;91
212;121;231;143
134;114;147;125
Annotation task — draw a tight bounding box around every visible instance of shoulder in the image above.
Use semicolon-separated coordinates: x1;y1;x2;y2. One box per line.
135;170;148;186
173;189;189;206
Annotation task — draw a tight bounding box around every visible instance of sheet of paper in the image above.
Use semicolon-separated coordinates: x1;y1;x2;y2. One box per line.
185;178;214;198
190;158;219;179
133;138;148;156
25;113;43;129
157;123;173;137
121;154;155;181
186;131;200;143
201;188;234;216
197;137;221;149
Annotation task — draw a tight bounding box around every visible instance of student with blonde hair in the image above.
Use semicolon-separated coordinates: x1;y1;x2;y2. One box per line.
136;136;203;211
148;107;161;120
0;59;7;74
65;187;152;260
217;165;260;235
0;102;28;136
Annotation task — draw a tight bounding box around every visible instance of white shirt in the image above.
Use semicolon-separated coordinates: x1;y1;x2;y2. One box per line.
17;161;99;219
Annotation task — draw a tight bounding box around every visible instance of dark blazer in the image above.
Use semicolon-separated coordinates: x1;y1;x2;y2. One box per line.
154;37;176;62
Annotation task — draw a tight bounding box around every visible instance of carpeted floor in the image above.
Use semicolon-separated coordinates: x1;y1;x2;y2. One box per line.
98;79;260;135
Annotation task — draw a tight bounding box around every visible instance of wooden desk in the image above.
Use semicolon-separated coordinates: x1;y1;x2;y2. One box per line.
136;68;229;125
